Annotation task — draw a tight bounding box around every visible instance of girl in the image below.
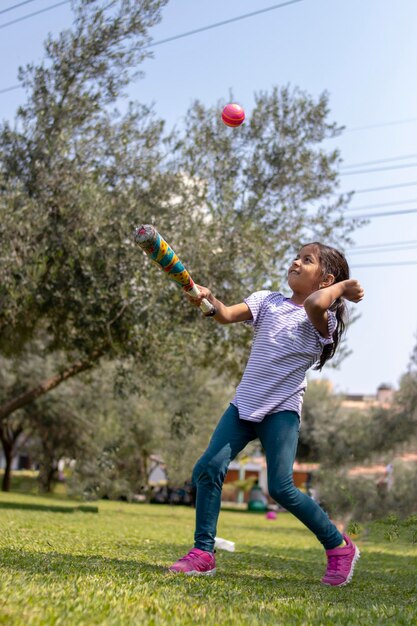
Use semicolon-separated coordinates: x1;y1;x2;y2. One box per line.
169;242;364;586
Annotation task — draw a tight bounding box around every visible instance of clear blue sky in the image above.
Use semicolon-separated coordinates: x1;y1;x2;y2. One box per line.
1;0;416;395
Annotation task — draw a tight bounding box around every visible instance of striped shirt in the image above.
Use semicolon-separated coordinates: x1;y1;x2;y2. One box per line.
231;291;337;422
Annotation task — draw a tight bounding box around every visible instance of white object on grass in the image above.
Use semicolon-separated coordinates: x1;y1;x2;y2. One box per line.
214;537;235;552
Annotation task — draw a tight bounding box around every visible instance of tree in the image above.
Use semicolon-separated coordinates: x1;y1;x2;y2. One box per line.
297;380;386;468
0;0;178;422
26;394;93;493
298;379;342;462
0;354;35;491
0;2;358;436
0;410;26;492
65;361;233;499
169;87;358;377
156;367;233;485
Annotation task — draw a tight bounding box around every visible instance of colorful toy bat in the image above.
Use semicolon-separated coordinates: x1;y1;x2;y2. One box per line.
134;224;217;316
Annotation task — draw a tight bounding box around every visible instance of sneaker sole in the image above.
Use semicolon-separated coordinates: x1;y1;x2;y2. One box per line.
169;568;216;576
321;546;360;587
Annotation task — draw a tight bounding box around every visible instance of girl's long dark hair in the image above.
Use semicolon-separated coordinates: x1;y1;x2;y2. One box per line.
308;242;350;370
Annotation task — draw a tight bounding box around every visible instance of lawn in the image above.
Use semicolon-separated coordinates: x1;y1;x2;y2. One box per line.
0;490;416;625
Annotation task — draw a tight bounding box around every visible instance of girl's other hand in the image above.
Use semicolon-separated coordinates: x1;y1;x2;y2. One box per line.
342;279;364;303
185;284;212;307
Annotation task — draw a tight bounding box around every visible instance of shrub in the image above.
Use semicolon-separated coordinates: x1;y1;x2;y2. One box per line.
314;462;417;522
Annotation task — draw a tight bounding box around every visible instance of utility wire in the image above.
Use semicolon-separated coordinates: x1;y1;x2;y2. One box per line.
0;84;22;94
345;118;417;133
351;181;417;195
0;0;70;30
340;162;417;177
348;244;417;256
348;239;417;251
350;260;417;268
0;0;40;16
0;0;302;34
341;153;417;170
0;0;302;94
346;207;417;219
347;198;417;212
148;0;303;48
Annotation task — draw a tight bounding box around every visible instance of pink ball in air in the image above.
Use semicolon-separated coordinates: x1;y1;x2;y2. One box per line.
221;103;245;127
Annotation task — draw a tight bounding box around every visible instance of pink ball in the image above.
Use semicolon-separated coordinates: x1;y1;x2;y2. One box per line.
221;103;245;127
265;511;277;520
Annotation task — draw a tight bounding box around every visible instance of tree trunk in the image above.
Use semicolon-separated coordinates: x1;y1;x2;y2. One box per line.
0;348;105;422
0;423;24;492
1;440;13;492
38;462;56;493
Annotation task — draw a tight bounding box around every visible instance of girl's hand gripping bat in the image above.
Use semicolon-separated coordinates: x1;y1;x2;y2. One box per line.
133;224;217;317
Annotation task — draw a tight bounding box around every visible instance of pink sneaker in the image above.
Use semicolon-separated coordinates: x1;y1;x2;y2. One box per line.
169;548;216;576
321;534;360;586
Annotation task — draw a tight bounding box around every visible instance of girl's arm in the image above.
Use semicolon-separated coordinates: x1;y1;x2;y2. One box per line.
304;279;364;337
185;285;253;324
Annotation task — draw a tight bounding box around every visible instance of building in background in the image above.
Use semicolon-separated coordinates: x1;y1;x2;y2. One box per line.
341;383;395;411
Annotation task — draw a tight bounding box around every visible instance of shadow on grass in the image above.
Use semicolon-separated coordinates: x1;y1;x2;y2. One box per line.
224;521;321;536
0;547;165;578
229;542;417;586
1;543;417;613
0;501;98;514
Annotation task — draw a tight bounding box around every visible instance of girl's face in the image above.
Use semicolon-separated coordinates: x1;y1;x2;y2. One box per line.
287;244;326;296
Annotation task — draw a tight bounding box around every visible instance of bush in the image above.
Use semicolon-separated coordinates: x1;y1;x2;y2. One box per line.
314;462;417;522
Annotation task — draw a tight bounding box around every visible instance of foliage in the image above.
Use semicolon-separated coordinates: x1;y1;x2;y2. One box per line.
300;373;417;523
316;462;417;523
68;364;232;498
155;368;233;485
0;0;176;423
173;87;358;378
0;0;169;358
298;379;342;461
299;380;377;465
67;381;165;501
0;2;367;501
25;392;93;493
0;3;358;429
300;376;417;467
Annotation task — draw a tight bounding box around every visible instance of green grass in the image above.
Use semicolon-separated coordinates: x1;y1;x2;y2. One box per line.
0;491;416;625
0;471;68;498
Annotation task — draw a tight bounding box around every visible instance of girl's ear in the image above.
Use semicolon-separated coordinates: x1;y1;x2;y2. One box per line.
319;274;335;289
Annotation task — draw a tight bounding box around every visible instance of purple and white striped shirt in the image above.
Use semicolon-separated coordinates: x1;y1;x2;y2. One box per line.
231;291;337;422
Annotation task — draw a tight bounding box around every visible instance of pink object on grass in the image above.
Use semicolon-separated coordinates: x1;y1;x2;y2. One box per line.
265;511;277;520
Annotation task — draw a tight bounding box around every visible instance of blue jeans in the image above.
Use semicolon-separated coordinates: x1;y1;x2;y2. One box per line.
192;403;342;552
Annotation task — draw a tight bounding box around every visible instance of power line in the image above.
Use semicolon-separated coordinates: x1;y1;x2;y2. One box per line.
346;207;417;219
149;0;303;48
341;153;417;170
0;0;302;35
347;198;417;212
352;181;417;195
0;0;303;94
345;117;417;133
348;244;417;256
0;84;21;94
348;239;417;251
0;0;70;30
340;162;417;177
0;0;40;16
350;260;417;268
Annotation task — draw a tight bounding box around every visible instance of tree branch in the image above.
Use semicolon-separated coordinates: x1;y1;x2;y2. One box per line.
0;348;105;422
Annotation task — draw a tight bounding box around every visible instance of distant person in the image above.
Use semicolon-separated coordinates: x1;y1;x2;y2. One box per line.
376;462;394;498
169;243;364;586
248;479;268;511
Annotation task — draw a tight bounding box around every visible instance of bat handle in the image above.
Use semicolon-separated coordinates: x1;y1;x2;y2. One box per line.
188;285;217;317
